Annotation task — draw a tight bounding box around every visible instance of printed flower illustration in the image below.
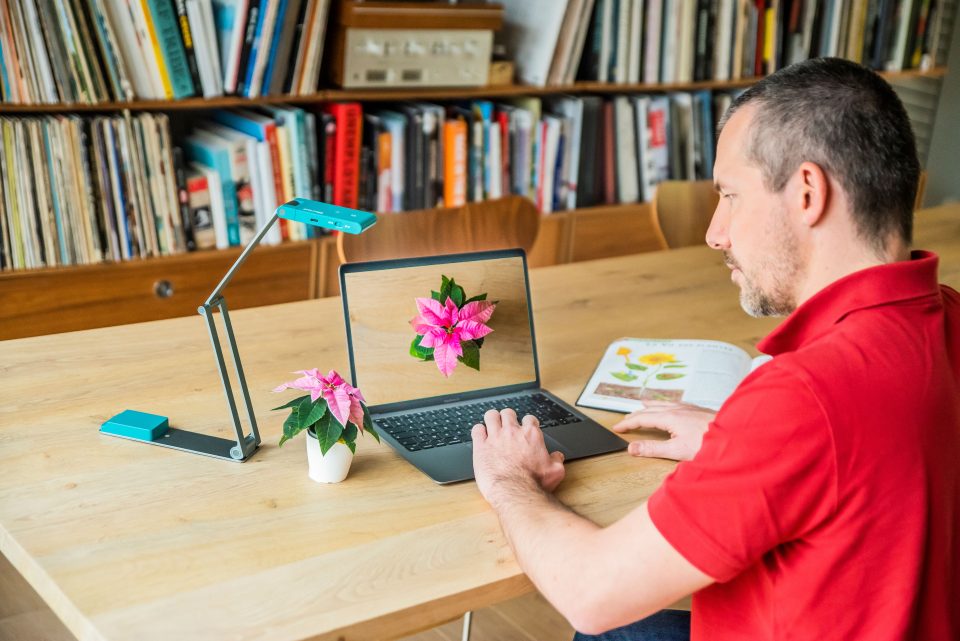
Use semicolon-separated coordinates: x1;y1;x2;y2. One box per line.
273;368;366;430
638;352;678;366
409;275;497;377
611;349;686;397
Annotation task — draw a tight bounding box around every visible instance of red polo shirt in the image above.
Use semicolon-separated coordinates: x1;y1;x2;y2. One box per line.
648;251;960;640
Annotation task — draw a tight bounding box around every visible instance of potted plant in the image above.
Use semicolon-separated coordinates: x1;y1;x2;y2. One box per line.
273;369;379;483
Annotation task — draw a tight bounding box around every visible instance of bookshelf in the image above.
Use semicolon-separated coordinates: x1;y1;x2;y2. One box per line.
0;0;955;341
0;66;947;113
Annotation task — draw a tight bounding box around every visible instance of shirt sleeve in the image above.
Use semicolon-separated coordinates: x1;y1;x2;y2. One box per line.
648;361;838;582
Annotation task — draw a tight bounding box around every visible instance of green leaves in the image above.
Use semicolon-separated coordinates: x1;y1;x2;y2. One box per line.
625;363;648;371
362;408;380;443
458;340;481;371
432;275;467;306
271;394;310;411
463;293;487;304
340;422;358;454
664;364;686;369
410;334;435;361
656;373;685;380
298;397;327;429
611;372;639;382
312;412;344;455
279;407;302;447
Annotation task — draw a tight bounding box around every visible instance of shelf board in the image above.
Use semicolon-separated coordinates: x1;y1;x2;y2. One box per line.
0;67;947;113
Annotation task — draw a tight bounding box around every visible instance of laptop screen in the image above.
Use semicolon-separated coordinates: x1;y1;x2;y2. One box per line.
342;252;538;408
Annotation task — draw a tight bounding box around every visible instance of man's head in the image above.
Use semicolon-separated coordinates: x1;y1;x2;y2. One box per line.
707;57;920;317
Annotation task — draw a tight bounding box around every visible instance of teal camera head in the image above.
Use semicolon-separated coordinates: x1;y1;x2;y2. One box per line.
277;199;377;235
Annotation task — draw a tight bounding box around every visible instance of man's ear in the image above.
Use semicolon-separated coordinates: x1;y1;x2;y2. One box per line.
794;161;829;227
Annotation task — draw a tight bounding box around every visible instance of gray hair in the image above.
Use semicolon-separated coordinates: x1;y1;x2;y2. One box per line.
719;58;920;252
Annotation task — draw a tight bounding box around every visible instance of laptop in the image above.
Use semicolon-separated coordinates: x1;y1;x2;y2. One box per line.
340;248;627;484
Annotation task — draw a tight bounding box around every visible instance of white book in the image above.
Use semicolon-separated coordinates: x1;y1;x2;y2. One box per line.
287;0;316;94
102;0;160;99
126;0;169;99
613;96;639;204
198;0;223;94
660;0;678;83
246;0;279;97
644;0;664;83
547;95;584;210
826;0;844;57
547;0;586;85
539;115;561;214
193;162;228;249
714;0;736;81
633;96;655;202
888;0;918;71
213;0;248;94
576;338;772;413
564;0;598;84
20;0;58;103
379;112;406;213
498;0;570;87
646;95;671;191
487;122;502;199
186;0;221;97
614;0;632;83
598;0;614;82
626;0;643;83
297;0;331;95
253;140;282;245
676;0;697;83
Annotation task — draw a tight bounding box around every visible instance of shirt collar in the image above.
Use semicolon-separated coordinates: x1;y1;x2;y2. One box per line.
758;250;942;355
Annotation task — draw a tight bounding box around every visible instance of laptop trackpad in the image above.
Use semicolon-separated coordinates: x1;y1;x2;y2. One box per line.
543;431;575;459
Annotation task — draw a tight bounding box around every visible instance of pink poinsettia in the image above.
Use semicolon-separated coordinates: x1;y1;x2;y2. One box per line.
273;368;366;429
410;297;495;377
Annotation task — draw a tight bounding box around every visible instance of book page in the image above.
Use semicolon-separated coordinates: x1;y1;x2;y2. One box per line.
576;338;754;413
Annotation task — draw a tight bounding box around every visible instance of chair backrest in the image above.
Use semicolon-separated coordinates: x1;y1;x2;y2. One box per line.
652;180;719;250
337;195;541;264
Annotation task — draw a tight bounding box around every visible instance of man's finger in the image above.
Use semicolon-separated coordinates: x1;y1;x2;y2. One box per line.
500;407;520;428
628;438;684;460
611;412;680;433
521;414;540;430
471;423;487;443
550;450;565;464
484;408;503;435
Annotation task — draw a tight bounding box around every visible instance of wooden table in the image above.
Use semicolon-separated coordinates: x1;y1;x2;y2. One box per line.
1;204;957;641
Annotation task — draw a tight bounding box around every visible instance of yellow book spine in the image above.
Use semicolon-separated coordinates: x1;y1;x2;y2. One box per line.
764;6;776;74
139;0;173;99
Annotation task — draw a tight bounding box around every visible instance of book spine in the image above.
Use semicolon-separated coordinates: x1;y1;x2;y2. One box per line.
443;119;467;208
328;103;363;209
233;0;260;95
173;0;204;93
145;0;196;98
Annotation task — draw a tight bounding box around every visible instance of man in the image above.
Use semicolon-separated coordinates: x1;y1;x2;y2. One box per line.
471;57;960;641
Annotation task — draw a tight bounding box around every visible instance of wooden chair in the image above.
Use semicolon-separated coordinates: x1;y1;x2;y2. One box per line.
652;180;719;250
336;195;540;264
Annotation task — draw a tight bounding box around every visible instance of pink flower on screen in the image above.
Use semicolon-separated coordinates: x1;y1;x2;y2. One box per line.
410;297;495;377
273;369;366;429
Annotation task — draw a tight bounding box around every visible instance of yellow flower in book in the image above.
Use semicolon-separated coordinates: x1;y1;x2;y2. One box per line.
616;347;632;356
638;352;677;366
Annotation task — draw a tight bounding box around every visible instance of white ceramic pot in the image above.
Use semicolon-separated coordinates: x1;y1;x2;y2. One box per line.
305;429;354;483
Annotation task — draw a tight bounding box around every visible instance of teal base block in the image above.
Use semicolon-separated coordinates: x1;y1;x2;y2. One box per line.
100;410;169;441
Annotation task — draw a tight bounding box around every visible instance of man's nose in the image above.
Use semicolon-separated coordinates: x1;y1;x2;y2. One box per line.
705;202;729;250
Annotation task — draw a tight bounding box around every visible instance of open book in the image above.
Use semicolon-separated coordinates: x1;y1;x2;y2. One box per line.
576;338;773;413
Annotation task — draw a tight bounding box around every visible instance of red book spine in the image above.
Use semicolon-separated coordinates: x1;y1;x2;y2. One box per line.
262;122;288;240
754;0;766;77
497;111;511;195
325;103;363;208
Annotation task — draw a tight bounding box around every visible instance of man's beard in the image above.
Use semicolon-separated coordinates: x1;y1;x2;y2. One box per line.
724;222;802;318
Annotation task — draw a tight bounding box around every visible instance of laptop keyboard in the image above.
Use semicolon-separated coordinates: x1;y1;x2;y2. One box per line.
375;393;583;452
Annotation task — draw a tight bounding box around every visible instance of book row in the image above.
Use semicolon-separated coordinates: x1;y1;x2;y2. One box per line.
0;92;731;272
506;0;945;86
0;0;331;104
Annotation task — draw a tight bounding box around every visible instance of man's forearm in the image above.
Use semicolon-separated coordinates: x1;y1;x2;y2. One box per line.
488;476;604;628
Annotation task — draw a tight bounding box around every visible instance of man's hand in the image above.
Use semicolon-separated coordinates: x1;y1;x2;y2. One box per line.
612;400;715;461
472;408;566;507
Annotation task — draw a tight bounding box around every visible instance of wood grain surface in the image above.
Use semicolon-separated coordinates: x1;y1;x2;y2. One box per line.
0;204;956;641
